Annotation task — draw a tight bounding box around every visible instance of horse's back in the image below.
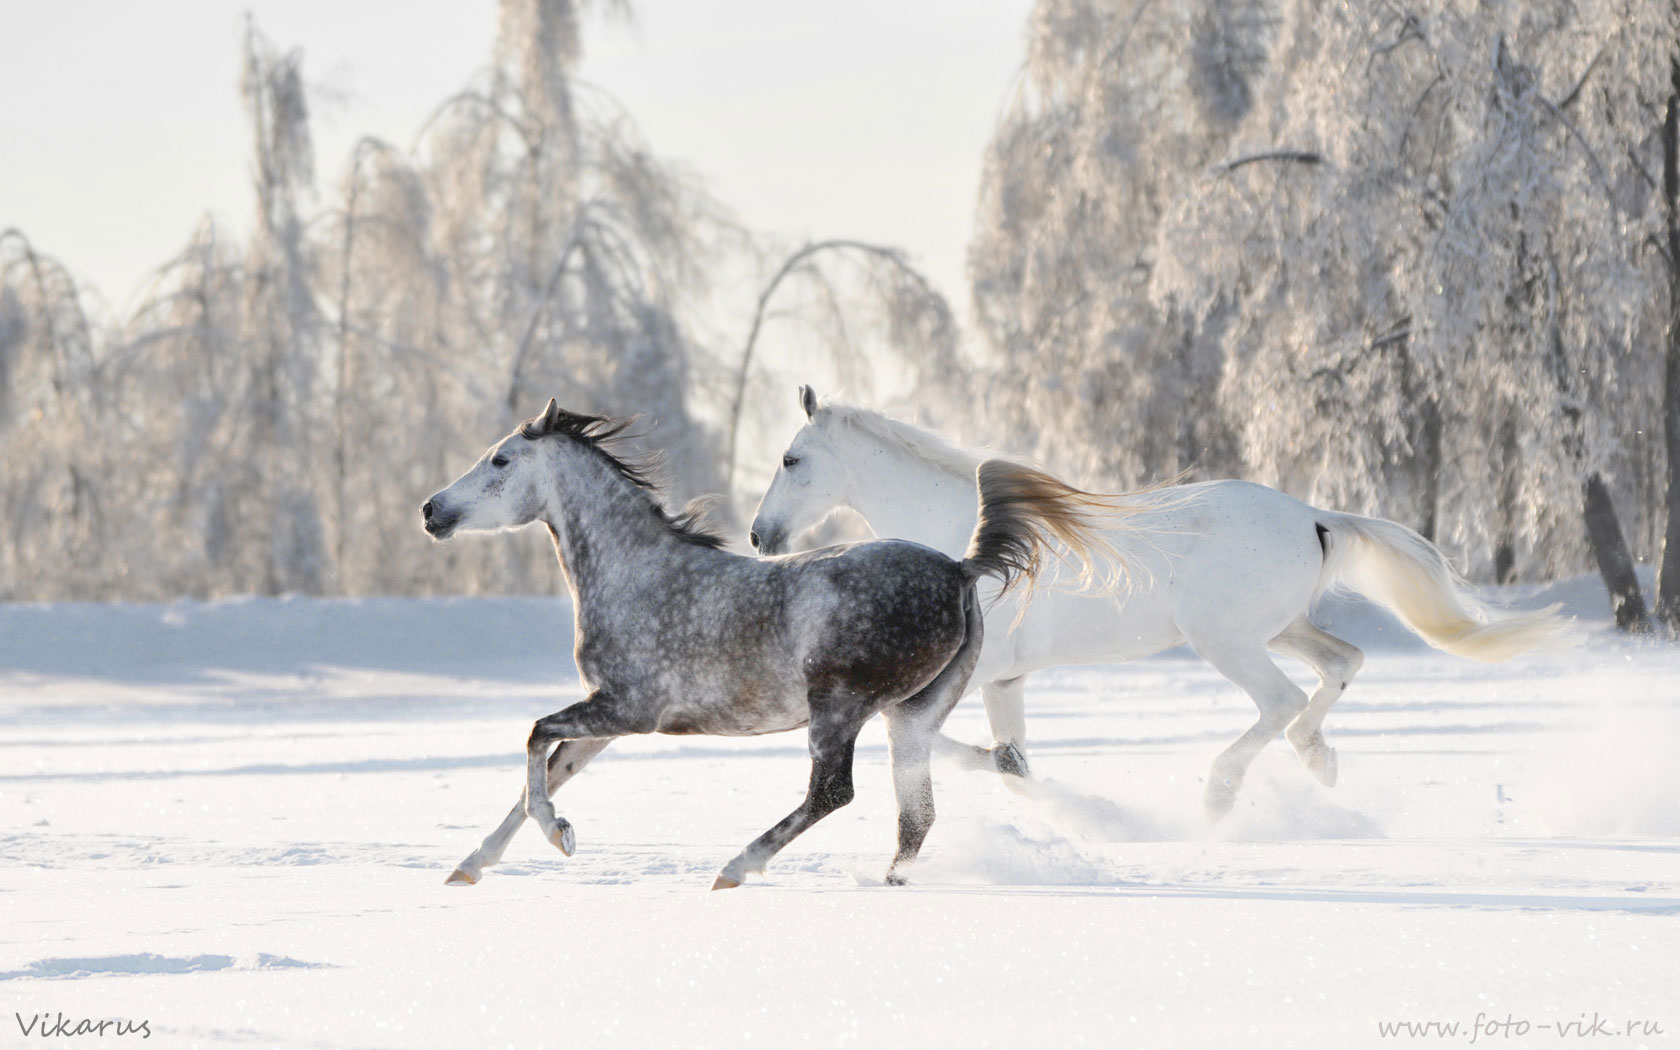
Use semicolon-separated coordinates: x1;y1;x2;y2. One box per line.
1138;479;1327;638
1000;480;1329;673
777;539;972;700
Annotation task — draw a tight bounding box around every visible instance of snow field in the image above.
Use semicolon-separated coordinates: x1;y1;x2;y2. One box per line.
2;585;1677;1048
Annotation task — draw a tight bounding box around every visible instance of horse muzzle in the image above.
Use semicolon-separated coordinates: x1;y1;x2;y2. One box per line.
421;499;461;539
748;520;787;556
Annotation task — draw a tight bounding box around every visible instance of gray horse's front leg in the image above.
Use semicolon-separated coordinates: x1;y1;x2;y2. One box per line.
712;710;865;890
524;691;652;857
447;737;613;885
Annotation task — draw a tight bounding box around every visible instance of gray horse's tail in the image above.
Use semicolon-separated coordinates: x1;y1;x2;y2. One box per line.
960;459;1135;598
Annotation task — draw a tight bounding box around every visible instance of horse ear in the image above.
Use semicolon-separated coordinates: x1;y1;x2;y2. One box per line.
798;385;817;419
541;398;561;429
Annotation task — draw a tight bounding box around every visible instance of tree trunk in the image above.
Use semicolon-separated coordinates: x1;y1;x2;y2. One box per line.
1538;244;1648;632
1417;396;1441;543
1583;473;1649;631
1493;417;1519;584
1655;59;1680;631
722;239;941;494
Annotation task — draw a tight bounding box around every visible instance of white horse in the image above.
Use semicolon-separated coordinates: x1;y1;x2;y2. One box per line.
748;387;1568;818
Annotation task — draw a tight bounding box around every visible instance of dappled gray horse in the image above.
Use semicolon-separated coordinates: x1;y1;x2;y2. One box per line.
422;399;1111;889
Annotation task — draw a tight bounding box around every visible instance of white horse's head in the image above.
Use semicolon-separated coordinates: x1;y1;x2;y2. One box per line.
421;400;563;540
749;385;854;555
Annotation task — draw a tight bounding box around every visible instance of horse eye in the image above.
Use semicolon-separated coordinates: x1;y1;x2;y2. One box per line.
491;455;509;468
782;455;800;469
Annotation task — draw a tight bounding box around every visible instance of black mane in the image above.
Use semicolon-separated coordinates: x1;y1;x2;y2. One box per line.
520;406;727;550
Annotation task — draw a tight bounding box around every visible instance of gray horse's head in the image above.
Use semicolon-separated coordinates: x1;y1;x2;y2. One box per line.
421;400;566;540
749;385;855;555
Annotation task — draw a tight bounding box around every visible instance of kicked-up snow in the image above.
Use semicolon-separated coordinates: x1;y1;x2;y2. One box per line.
1;578;1677;1048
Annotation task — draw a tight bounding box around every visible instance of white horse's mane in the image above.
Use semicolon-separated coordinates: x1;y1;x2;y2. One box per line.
818;399;985;479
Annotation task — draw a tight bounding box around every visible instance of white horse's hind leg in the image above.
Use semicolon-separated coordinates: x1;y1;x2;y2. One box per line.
447;737;613;885
930;675;1029;778
932;732;999;772
980;675;1030;777
1194;644;1310;820
1270;618;1363;788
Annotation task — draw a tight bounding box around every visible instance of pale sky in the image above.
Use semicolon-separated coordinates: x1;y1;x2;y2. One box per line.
0;1;1031;318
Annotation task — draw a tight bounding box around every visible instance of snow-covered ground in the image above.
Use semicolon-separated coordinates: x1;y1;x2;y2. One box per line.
2;578;1677;1048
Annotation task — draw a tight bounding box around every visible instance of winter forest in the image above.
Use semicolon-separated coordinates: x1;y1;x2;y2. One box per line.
4;0;1680;634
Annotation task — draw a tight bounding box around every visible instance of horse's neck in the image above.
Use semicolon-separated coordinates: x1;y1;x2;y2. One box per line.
544;457;695;613
844;437;980;559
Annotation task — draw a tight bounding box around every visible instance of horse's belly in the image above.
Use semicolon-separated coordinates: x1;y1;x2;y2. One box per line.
987;588;1184;678
1050;590;1183;663
654;687;810;737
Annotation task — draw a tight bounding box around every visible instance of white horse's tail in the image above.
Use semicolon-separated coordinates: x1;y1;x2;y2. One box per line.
1316;513;1570;662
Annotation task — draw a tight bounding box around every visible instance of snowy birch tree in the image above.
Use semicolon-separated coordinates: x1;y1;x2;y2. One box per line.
973;0;1679;624
2;2;741;599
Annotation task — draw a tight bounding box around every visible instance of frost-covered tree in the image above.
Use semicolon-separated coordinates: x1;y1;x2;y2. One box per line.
0;230;114;599
1;2;743;600
969;0;1269;488
107;219;247;597
972;0;1680;624
380;0;730;591
238;19;330;595
724;238;966;503
1151;0;1673;623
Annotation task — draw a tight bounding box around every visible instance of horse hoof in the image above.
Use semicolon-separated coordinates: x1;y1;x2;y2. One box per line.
1292;732;1339;787
547;820;576;856
1312;746;1339;788
1204;779;1237;821
993;742;1030;779
711;874;741;891
444;867;480;886
884;871;909;887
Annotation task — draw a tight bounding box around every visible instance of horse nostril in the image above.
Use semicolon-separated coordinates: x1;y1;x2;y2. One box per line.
422;501;435;521
749;530;760;549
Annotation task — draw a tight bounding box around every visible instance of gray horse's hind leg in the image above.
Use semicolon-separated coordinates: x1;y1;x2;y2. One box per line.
882;585;986;885
446;737;613;885
883;688;968;885
712;708;865;890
